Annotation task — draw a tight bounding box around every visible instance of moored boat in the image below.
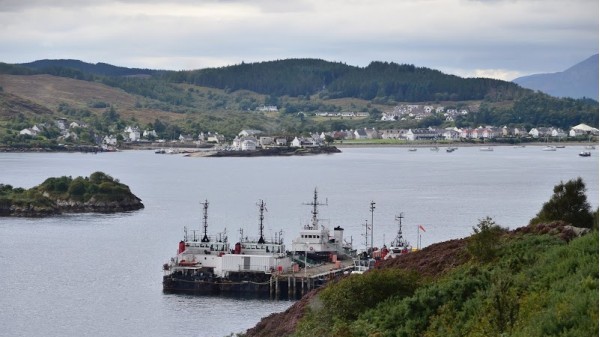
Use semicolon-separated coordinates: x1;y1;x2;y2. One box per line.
163;199;293;297
291;188;353;262
579;151;591;157
385;213;413;259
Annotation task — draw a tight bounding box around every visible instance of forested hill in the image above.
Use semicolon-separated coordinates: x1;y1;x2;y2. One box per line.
3;59;159;78
2;58;525;102
164;59;525;102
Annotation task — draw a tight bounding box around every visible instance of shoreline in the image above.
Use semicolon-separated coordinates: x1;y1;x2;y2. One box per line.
0;140;597;153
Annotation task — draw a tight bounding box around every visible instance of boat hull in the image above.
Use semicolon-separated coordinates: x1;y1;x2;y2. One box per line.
162;271;322;299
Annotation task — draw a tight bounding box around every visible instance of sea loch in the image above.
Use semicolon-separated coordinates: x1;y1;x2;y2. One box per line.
1;146;597;337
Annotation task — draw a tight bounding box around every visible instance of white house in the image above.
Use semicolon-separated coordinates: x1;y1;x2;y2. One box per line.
241;139;257;151
291;137;302;147
239;129;263;137
103;135;117;146
570;123;599;136
551;128;567;138
124;126;141;142
207;132;225;143
256;106;278;112
143;130;158;138
442;129;460;140
19;128;38;136
179;134;194;142
55;118;68;130
259;136;274;148
354;129;368;139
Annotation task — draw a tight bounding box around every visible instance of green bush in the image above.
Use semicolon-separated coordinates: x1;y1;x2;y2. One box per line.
466;216;507;263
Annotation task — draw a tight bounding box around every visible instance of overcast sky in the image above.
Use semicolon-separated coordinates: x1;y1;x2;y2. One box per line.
0;0;598;80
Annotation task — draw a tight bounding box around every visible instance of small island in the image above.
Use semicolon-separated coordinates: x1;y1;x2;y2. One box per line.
0;172;144;217
189;146;341;158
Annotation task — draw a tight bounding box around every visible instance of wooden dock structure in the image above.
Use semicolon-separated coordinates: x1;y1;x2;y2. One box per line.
269;259;355;299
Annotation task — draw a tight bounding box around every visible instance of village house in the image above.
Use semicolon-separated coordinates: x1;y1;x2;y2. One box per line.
19;127;39;136
365;128;380;139
259;136;274;148
256;106;278;112
405;128;440;141
569;123;599;136
380;129;405;140
354;129;368;139
206;132;226;143
241;139;257;151
124;126;141;142
103;135;117;146
179;134;194;142
55;118;68;130
551;128;567;138
143;130;158;139
291;136;320;147
442;129;460;141
231;136;257;150
239;129;263;137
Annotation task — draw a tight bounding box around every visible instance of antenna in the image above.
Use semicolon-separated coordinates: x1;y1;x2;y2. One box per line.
201;200;209;242
257;200;266;244
302;188;328;229
395;212;404;240
370;201;376;252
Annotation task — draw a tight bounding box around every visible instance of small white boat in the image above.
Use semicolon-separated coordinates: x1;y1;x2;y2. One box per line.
579;151;591;157
430;146;439;152
408;148;417;152
542;146;557;151
480;147;493;151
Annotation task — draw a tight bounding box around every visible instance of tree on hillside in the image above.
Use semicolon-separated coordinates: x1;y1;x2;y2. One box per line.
467;216;507;262
529;177;594;228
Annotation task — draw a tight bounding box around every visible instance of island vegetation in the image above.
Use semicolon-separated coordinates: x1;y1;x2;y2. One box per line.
243;178;598;337
0;171;144;216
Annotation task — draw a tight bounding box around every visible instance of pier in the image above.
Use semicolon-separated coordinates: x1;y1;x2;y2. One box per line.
269;259;355;299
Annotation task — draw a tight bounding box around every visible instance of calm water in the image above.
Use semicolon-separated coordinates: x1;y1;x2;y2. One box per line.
1;146;598;337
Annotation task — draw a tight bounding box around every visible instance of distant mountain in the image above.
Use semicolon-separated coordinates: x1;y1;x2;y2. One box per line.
18;59;160;77
513;54;599;101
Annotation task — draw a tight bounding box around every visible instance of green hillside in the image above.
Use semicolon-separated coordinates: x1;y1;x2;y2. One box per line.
244;179;599;337
0;58;598;147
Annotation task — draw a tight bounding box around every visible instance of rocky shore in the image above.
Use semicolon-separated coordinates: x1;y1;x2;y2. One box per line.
2;196;144;217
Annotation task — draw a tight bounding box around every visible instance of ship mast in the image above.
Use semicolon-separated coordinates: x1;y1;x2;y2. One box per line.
303;188;327;230
257;200;266;244
201;199;210;242
392;212;405;246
